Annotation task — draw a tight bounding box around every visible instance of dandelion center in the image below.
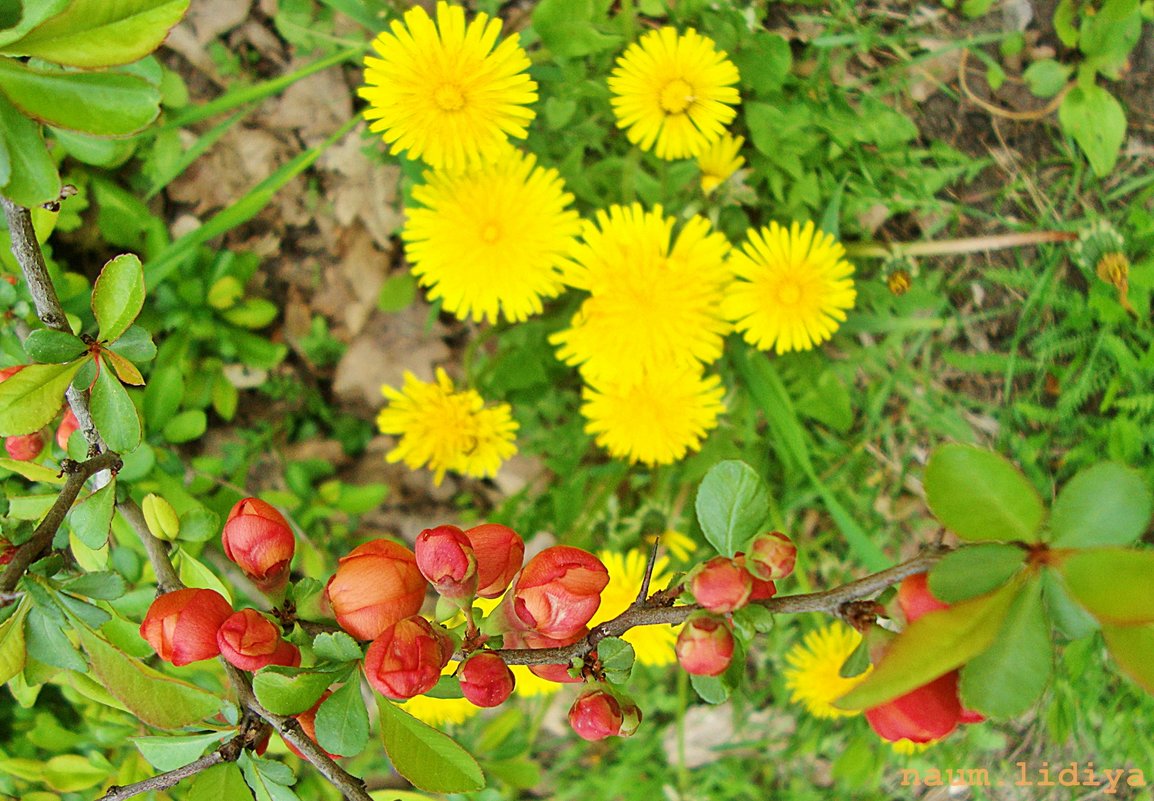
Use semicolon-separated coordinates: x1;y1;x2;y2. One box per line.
433;83;466;112
659;79;695;114
479;222;501;243
778;281;801;305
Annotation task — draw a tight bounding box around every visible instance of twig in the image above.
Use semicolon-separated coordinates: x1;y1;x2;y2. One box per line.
96;743;233;801
482;545;949;667
117;500;184;594
957;47;1071;122
634;536;661;605
0;451;122;596
844;230;1078;260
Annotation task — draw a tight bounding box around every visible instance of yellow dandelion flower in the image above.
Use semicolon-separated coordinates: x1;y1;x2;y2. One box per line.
891;738;938;755
723;221;856;355
550;204;732;385
647;529;697;563
608;26;741;160
782;622;870;719
697;134;745;195
377;368;518;485
359;2;537;170
400;662;479;727
590;549;679;666
581;367;725;466
404;147;581;324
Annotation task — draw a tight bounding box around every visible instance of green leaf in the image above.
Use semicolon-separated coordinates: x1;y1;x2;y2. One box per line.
1102;623;1154;694
172;546;233;604
596;636;635;685
1049;462;1152;547
531;0;621;58
102;349;144;387
1058;85;1126;178
24;606;87;671
377;697;485;793
22;329;86;364
689;672;729;704
222;298;278;329
1040;568;1098;640
312;631;362;663
483;757;541;790
1056;547;1154;625
695;460;771;557
141;364;184;430
928;543;1025;603
76;626;222;729
252;666;341;715
162;409;206;443
0;89;59;207
0;0;191;68
90;362;142;452
0;0;70;48
315;679;369;758
835;579;1020;710
134;731;226;771
924;445;1045;542
42;754;106;792
958;578;1052;717
0;600;29;685
733;32;791;96
70;480;117;549
92;254;145;343
0;457;64;484
1023;59;1073;98
61;570;127;601
176;506;220;543
0;360;83;436
377;272;417;312
107;325;157;362
0;58;159;135
188;762;249;801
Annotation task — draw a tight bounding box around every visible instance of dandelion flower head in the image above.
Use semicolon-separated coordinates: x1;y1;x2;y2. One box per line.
609;26;741;160
723;220;856;355
697;134;745;195
590;549;679;666
891;738;937;755
360;2;537;170
404;147;581;324
581;367;725;466
551;204;733;385
782;622;870;719
377;368;517;485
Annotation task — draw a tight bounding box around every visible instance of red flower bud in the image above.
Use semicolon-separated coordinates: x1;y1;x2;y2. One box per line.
415;525;477;602
0;539;16;566
744;531;796;581
897;573;950;624
139;589;233;666
325;539;428;641
675;614;735;676
864;670;964;743
216;608;301;672
363;615;453;700
458;651;515;707
56;408;79;451
4;433;44;461
510;545;608;640
689;556;752;613
222;498;295;594
464;523;525;599
734;553;778;600
568;690;641;741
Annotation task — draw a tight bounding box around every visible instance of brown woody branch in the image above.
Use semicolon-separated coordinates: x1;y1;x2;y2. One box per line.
96;734;244;801
0;451;122;596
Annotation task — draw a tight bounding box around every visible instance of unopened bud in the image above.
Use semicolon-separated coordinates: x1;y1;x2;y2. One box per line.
222;498;295;595
216;608;300;671
142;494;181;542
139;588;233;666
744;531;796;581
896;573;949;625
459;651;515;708
326;539;428;641
415;525;477;604
688;556;752;613
4;433;44;462
508;546;608;640
568;689;641;741
363;616;453;700
675;613;735;676
464;523;525;598
55;408;79;451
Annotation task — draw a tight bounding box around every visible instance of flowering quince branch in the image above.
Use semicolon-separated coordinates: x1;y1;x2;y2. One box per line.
483;544;950;667
95;731;254;801
0;450;123;595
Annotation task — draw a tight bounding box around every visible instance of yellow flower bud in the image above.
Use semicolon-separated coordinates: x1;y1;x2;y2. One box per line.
142;494;180;542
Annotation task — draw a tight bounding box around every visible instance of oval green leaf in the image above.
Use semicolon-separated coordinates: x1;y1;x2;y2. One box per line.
925;444;1044;542
0;600;29;685
835;579;1021;710
1040;568;1099;640
378;697;484;793
1049;462;1152;547
76;627;221;729
22;329;86;364
958;578;1052;718
0;359;84;436
90;362;142;452
70;480;117;549
1056;547;1154;625
252;666;340;716
315;679;369;759
188;762;249;801
92;254;145;343
695;460;772;557
1102;623;1154;695
0;89;60;207
0;59;159;135
928;543;1025;603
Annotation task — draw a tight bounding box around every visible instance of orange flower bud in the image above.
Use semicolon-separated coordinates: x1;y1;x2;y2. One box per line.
216;608;301;671
568;689;641;741
56;408;79;450
4;433;44;462
415;525;477;602
139;588;233;666
222;498;295;594
864;670;964;743
675;613;734;676
689;556;752;613
733;553;777;600
459;651;515;707
464;523;525;598
0;538;16;566
510;545;608;640
896;573;950;624
743;531;796;581
325;539;428;641
363;615;453;700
